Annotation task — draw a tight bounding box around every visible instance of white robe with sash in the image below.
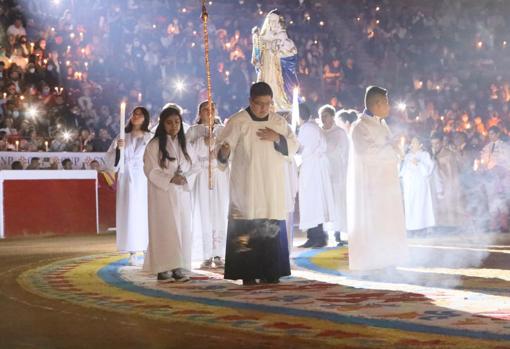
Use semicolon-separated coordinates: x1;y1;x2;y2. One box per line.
105;132;152;252
186;124;230;261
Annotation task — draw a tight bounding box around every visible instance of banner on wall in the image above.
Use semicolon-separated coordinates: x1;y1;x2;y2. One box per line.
0;152;109;170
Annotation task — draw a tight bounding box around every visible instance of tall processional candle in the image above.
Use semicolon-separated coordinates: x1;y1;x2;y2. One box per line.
119;102;126;174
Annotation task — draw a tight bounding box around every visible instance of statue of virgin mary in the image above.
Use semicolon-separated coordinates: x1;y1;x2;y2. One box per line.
252;9;299;111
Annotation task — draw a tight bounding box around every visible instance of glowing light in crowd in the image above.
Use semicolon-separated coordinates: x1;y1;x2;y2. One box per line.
503;41;508;47
305;14;311;21
27;106;38;119
174;80;186;92
356;17;361;22
376;6;381;11
62;131;72;142
289;20;294;25
258;10;263;15
181;8;187;13
319;21;325;27
69;32;75;39
209;1;213;5
476;41;483;49
396;102;407;111
376;19;380;24
152;24;156;29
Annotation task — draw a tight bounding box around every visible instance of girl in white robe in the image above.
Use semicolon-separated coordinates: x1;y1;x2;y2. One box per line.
186;101;229;268
143;104;199;282
400;137;435;231
105;106;152;266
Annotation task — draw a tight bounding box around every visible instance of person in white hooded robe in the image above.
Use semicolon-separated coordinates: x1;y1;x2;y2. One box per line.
400;136;435;231
297;103;336;248
186;101;230;269
143;104;199;282
105;106;152;266
320;105;349;245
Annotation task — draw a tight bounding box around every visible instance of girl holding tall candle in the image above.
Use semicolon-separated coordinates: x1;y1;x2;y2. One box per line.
105;106;152;266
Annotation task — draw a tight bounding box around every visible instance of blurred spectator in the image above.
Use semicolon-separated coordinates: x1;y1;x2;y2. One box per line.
61;158;73;169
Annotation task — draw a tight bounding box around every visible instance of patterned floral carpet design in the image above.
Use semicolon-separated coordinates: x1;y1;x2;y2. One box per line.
17;245;510;348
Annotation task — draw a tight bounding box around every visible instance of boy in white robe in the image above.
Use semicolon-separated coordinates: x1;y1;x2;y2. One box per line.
347;86;408;271
321;105;349;246
217;82;299;285
297;104;335;248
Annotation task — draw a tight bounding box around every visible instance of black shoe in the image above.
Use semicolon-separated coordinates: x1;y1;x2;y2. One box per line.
337;240;346;247
312;240;327;248
172;269;190;282
157;271;175;281
242;279;257;286
298;240;315;248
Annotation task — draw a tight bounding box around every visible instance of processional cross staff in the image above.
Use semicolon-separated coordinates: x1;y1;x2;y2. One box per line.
201;0;214;190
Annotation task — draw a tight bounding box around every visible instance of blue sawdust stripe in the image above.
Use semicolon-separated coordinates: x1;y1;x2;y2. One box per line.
98;258;510;342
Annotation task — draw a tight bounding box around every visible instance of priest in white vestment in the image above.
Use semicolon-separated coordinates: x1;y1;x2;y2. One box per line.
143;104;200;282
297;104;335;248
217;82;299;285
400;137;435;231
321;105;349;245
347;86;408;271
186;101;230;268
105;107;152;266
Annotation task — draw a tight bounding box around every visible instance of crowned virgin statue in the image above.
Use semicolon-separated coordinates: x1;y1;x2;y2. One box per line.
252;9;299;111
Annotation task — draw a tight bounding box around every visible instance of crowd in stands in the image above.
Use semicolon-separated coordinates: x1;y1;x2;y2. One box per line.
0;0;508;159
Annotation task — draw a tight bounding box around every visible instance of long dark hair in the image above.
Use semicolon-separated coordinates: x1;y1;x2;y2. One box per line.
153;104;190;168
125;106;150;133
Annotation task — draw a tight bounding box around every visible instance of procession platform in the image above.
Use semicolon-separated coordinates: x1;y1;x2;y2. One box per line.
1;233;509;349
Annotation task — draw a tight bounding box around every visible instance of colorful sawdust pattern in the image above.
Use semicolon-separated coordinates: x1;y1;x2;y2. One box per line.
17;247;510;348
